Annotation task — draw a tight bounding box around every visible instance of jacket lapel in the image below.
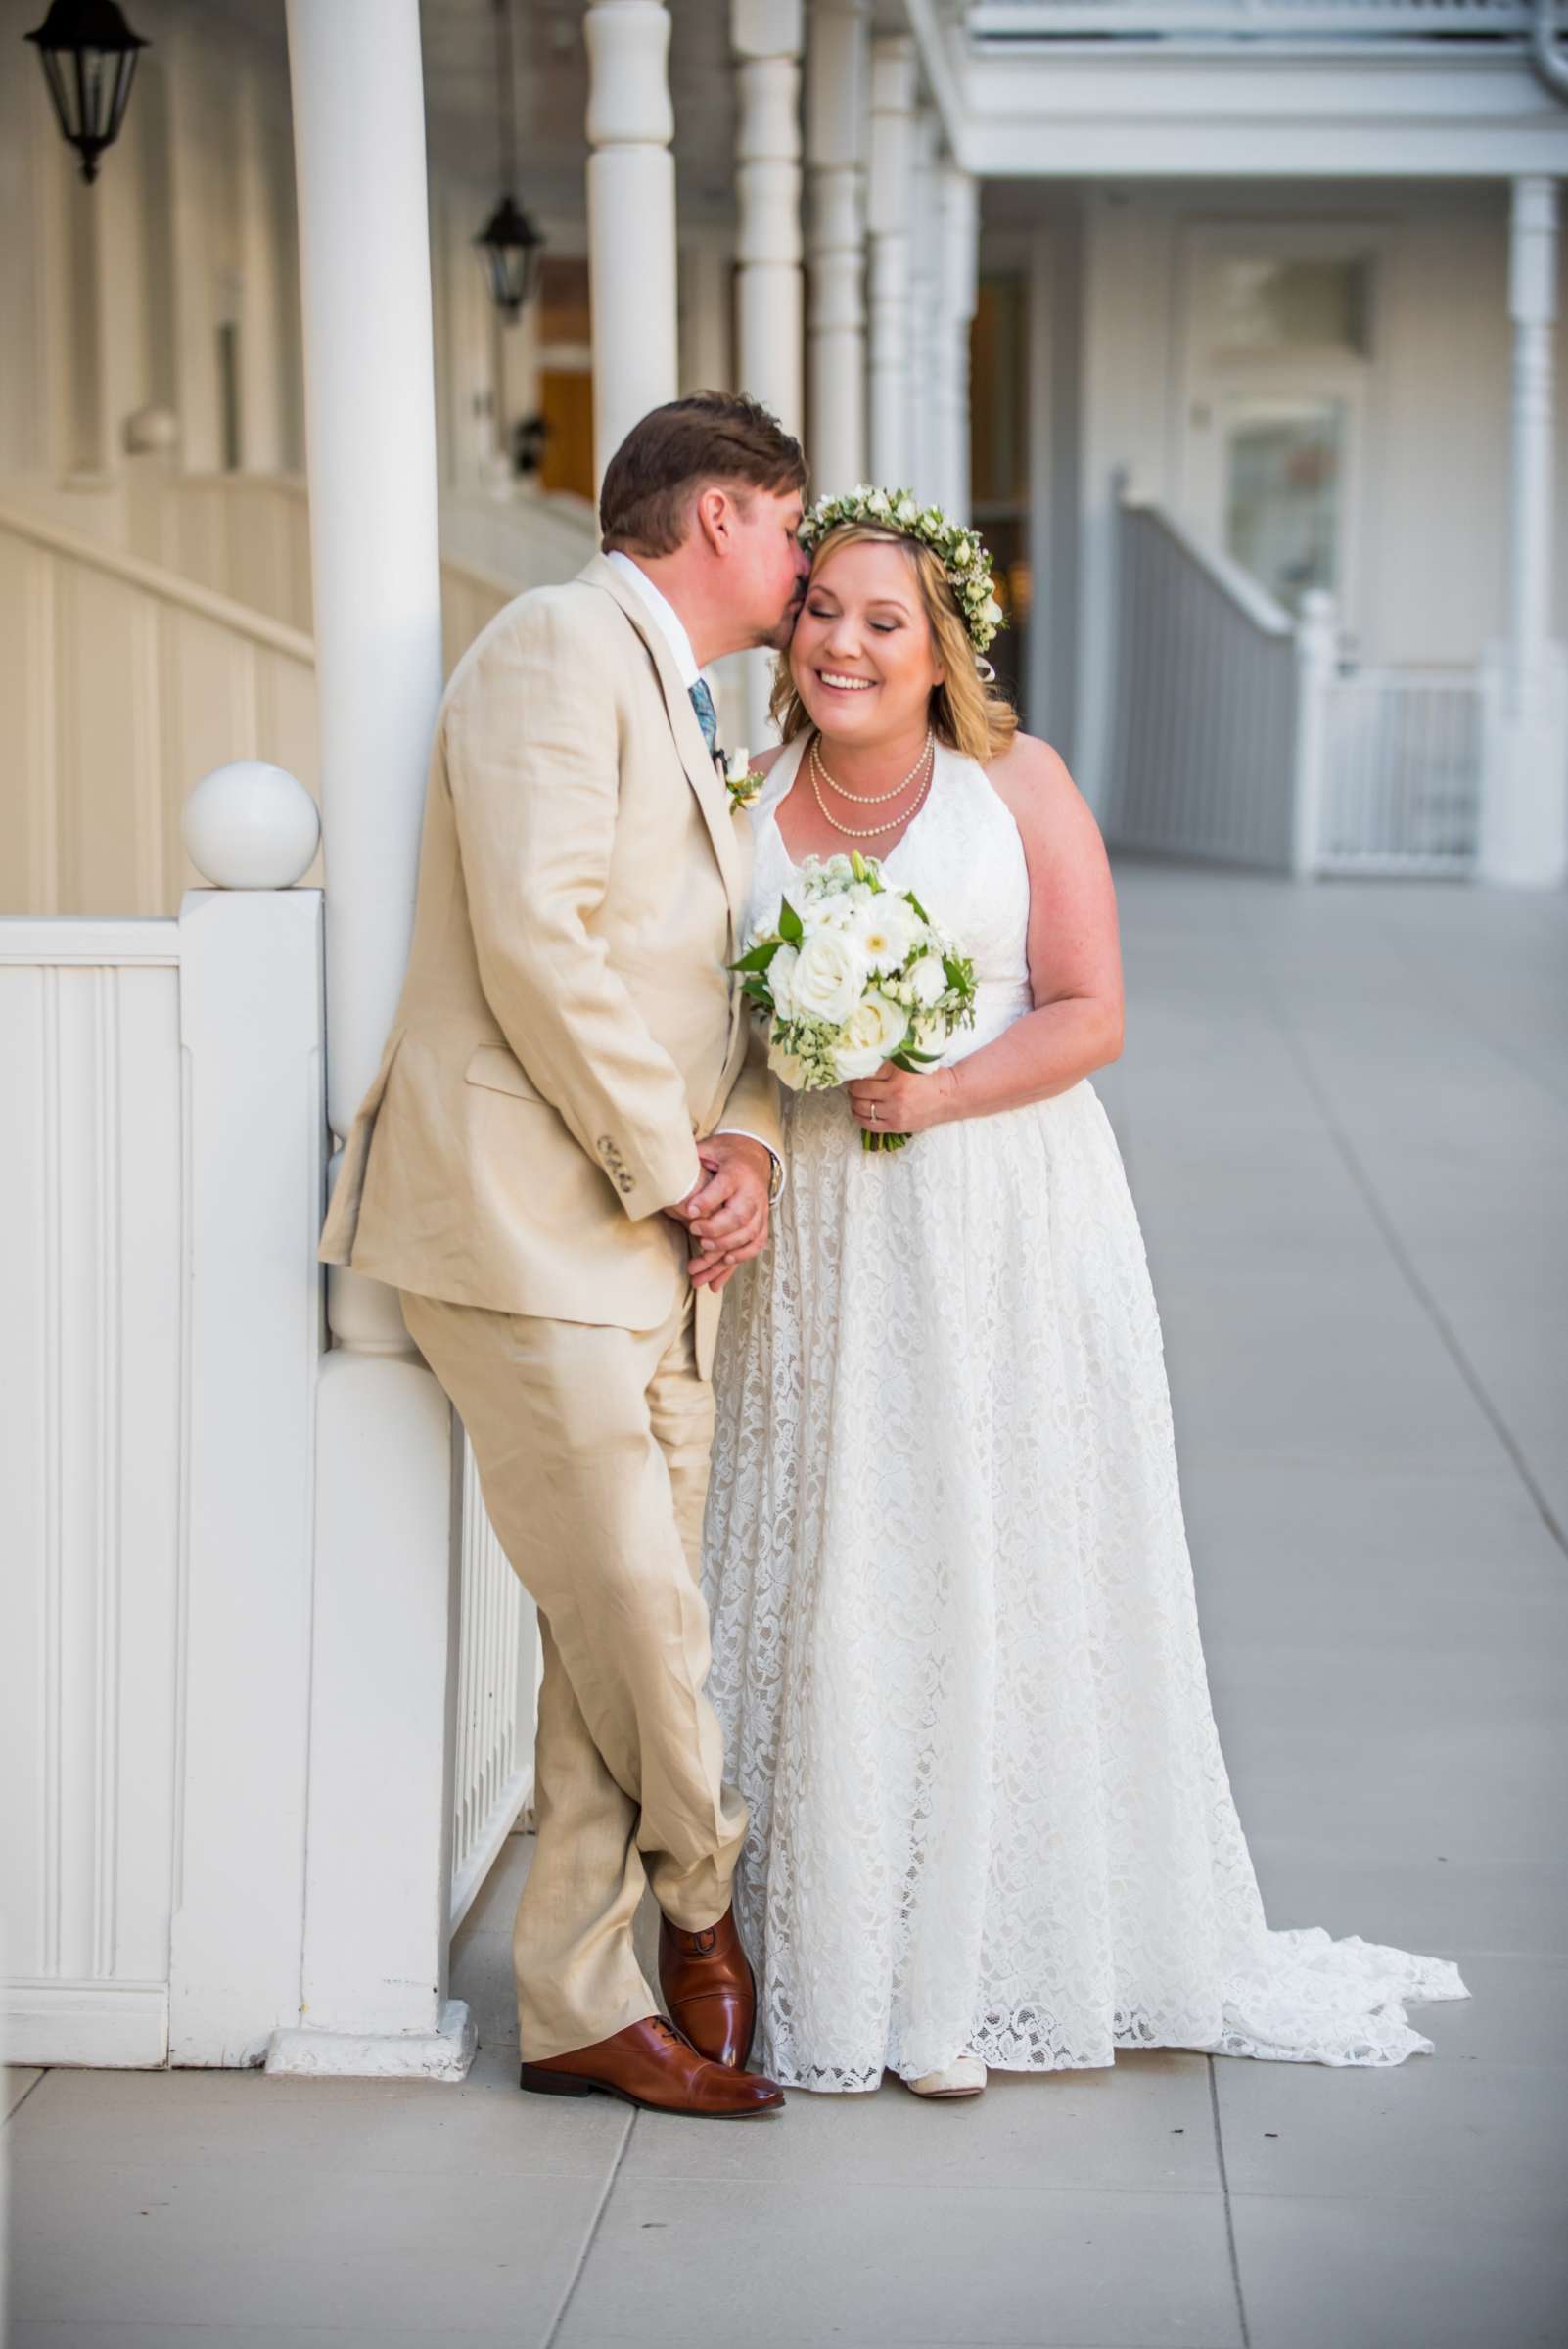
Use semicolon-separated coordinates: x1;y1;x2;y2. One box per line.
580;554;749;936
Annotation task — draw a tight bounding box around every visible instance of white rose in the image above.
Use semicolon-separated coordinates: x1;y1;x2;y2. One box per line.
954;536;973;566
832;990;910;1082
765;943;800;1016
912;1012;949;1056
868;489;891;517
725;744;751;783
905;952;946;1010
790;929;869;1025
983;596;1004;628
847;892;921;977
896;495;919;525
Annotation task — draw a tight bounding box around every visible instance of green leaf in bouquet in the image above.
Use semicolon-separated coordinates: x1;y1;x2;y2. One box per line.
904;889;933;925
891;1045;943;1069
731;939;783;973
739;975;773;1004
778;896;804;943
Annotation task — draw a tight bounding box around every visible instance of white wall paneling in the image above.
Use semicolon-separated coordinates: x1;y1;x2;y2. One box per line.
0;926;183;2065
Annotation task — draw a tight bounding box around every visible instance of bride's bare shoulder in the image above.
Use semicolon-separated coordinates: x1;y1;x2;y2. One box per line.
981;731;1108;864
753;743;792;778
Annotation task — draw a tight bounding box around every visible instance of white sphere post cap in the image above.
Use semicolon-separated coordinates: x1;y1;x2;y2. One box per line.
183;760;321;889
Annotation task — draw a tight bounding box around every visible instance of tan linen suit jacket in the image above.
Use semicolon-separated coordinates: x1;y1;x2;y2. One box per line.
319;552;780;1375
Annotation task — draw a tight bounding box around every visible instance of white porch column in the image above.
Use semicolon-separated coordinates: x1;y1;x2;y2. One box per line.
806;0;868;496
585;0;678;490
867;36;916;485
733;0;804;742
276;0;470;2078
904;108;940;498
935;159;979;519
1481;175;1567;888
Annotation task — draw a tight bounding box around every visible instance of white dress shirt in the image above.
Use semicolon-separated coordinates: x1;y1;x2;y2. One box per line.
604;550;784;1198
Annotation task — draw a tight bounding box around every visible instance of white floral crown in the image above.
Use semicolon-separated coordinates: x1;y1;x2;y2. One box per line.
797;485;1006;664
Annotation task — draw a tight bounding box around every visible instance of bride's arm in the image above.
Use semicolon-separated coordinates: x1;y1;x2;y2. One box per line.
846;733;1124;1135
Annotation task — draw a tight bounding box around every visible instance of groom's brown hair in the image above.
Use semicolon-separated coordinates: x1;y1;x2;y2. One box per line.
600;392;807;558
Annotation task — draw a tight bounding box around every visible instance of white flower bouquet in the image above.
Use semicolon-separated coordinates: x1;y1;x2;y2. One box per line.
733;850;977;1153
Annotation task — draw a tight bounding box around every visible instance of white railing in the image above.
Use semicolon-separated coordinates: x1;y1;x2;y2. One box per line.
0;500;320;919
1317;667;1482;874
450;1443;537;1931
2;775;540;2063
1;867;327;2068
1;481;597;918
1106;497;1493;876
969;0;1554;38
1106;501;1302;870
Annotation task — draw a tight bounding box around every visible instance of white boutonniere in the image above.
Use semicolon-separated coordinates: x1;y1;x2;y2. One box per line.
720;744;765;811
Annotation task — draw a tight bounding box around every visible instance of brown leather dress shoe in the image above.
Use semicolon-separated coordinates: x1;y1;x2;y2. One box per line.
658;1905;757;2069
519;2016;783;2117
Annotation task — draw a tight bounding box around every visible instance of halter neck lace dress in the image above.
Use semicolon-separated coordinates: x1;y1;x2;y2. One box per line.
701;734;1466;2092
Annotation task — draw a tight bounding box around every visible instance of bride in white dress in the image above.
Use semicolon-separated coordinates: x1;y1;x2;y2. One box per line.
700;494;1466;2097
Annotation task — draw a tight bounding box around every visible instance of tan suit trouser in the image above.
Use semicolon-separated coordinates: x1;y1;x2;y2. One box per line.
398;1286;748;2062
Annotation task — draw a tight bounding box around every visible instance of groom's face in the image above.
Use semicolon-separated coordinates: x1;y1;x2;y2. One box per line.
729;486;810;651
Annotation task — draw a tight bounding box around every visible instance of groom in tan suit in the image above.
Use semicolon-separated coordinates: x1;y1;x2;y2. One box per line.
321;395;807;2117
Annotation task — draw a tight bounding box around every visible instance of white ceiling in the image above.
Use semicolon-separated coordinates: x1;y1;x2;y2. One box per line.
189;0;755;219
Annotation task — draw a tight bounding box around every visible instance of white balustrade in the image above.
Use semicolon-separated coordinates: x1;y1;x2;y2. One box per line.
2;765;327;2068
0;498;320;920
449;1442;538;1931
1105;501;1300;870
1319;666;1485;874
968;0;1553;36
1108;498;1493;875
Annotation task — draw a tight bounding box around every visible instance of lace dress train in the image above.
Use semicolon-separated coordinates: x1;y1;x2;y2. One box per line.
700;738;1467;2091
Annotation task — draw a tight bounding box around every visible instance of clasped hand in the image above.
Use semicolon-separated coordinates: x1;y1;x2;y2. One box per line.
665;1132;773;1292
847;1061;958;1137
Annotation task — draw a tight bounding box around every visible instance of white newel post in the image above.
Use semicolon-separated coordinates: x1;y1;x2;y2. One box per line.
586;0;679;490
935;160;979;520
168;766;325;2066
1481;175;1568;888
867;37;916;486
733;0;805;744
806;0;868;496
1291;590;1338;881
275;0;471;2078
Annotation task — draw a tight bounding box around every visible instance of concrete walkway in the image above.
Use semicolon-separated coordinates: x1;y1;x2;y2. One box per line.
6;866;1567;2349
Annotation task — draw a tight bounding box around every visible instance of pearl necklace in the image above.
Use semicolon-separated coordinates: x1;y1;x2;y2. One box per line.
811;728;933;804
808;736;936;840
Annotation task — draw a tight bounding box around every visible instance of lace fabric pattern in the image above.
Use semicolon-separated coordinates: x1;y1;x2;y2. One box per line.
701;740;1467;2091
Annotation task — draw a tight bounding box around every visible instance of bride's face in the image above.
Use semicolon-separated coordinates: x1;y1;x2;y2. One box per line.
789;541;944;746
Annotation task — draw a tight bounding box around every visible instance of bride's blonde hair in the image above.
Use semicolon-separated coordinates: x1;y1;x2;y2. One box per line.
768;522;1018;763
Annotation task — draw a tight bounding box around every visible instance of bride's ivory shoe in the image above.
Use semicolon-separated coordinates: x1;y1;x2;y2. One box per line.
900;2054;987;2098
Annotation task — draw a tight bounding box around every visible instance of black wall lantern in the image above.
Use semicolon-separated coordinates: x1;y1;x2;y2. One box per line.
25;0;149;186
475;0;544;321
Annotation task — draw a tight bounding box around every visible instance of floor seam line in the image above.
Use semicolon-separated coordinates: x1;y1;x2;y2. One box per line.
1208;2055;1252;2349
1247;919;1568;1567
3;2068;50;2126
538;2102;634;2349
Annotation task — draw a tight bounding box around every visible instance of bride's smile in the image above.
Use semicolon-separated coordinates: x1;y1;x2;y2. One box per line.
789;538;945;760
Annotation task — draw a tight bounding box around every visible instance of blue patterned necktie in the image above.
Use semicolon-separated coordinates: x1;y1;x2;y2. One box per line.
689;677;719;757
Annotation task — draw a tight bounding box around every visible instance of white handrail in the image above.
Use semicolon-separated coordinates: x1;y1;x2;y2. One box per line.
0;497;316;662
1120;499;1294;638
